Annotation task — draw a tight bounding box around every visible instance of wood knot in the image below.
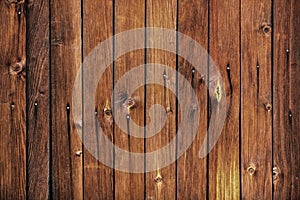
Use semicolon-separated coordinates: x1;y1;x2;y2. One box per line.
154;174;163;184
104;99;112;117
104;107;112;117
10;62;24;75
124;98;136;110
260;23;272;35
75;151;82;156
273;167;280;182
265;103;272;112
166;106;172;114
247;163;256;176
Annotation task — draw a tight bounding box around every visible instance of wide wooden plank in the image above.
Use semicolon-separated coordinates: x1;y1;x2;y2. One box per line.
176;0;208;199
209;0;241;199
114;0;145;199
273;0;300;198
83;0;114;199
146;0;177;199
241;0;272;199
0;0;26;199
51;0;83;198
26;0;50;198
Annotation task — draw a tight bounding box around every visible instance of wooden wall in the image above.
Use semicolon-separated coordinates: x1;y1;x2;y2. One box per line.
0;0;299;199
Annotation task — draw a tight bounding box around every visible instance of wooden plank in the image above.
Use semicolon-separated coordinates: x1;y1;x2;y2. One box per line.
114;0;145;199
273;0;300;198
241;0;273;199
0;0;26;199
209;0;241;199
176;0;208;199
145;0;177;199
50;0;83;198
26;0;50;198
83;0;114;199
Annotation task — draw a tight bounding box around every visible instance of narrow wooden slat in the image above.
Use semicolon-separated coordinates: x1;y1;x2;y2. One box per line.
0;0;26;199
83;0;114;199
26;0;50;198
209;0;241;199
114;0;145;199
176;0;208;198
51;0;83;198
273;0;300;198
241;0;272;199
146;0;177;199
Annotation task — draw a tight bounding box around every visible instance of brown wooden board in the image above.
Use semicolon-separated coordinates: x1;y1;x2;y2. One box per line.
83;0;114;199
51;0;83;198
114;0;145;199
177;0;208;199
241;0;273;199
273;0;300;198
209;0;241;199
26;0;50;198
0;0;26;199
145;0;177;199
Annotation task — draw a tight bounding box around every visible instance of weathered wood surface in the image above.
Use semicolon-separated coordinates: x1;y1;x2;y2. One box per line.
0;0;26;199
241;0;273;199
27;0;50;198
273;0;300;199
51;0;83;198
114;0;145;199
0;0;299;199
209;0;241;199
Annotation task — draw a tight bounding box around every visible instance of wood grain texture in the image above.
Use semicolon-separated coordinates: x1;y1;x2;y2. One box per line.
26;0;50;199
83;0;114;199
0;0;26;199
146;0;177;199
51;0;83;198
241;0;273;199
177;0;208;199
209;0;241;199
273;0;300;198
114;0;145;199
